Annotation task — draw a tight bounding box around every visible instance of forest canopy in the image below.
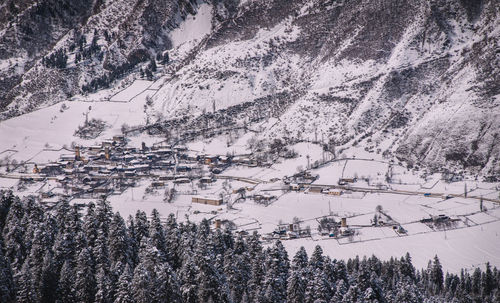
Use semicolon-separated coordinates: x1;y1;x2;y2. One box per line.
0;190;499;303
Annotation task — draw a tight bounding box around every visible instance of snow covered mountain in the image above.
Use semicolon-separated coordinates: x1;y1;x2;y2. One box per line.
0;0;234;115
1;0;499;179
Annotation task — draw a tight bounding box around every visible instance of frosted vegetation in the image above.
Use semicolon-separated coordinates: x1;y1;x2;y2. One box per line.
1;191;500;302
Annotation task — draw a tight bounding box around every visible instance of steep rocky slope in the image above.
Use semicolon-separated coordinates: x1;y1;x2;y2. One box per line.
147;0;499;179
0;0;237;116
1;0;499;179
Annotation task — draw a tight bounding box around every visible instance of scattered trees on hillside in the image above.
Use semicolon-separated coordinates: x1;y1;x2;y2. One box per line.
42;49;68;69
74;118;107;139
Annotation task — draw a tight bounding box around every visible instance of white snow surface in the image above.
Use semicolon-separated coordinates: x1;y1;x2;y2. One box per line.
169;3;213;52
1;0;500;274
110;80;153;102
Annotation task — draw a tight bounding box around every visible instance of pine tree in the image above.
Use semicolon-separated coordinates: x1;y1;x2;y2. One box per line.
0;191;16;233
331;279;348;302
2;211;26;271
96;198;113;239
0;239;15;303
53;220;77;273
224;246;250;303
179;256;198;303
178;225;197;263
40;251;57;303
131;240;164;303
145;69;153;80
133;211;149;251
164;213;181;269
93;230;110;273
21;198;44;256
471;267;481;296
125;215;139;267
154;262;181;303
68;205;86;251
208;228;233;270
304;268;330;303
262;241;289;303
197;257;229;302
248;249;265;302
54;200;72;233
357;260;372;292
492;290;500;303
84;202;99;249
108;212;132;268
430;255;444;295
334;260;348;283
94;267;113;303
291;246;308;271
23;223;51;300
246;231;263;260
368;271;385;302
198;218;211;239
309;245;324;270
286;269;307;303
481;262;494;298
113;265;133;303
149;59;157;72
394;278;423;303
194;238;229;303
56;260;76;303
74;248;96;303
162;52;169;64
362;287;379;303
148;209;167;262
399;252;416;281
15;261;36;303
342;284;360;303
246;230;265;301
131;258;154;303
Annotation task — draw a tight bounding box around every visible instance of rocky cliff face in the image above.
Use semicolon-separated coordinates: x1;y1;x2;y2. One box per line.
1;0;499;179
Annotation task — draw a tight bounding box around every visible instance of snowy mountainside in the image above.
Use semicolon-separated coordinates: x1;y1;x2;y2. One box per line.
0;0;238;116
1;0;500;179
149;0;500;179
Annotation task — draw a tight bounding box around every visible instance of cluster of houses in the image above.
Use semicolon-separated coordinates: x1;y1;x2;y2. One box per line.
284;171;319;185
23;135;266;204
420;214;459;227
287;183;343;196
282;171;362;197
318;217;355;238
263;221;311;240
265;217;357;241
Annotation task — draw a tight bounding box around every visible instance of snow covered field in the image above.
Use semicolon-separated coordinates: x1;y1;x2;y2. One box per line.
110;80;153;102
101;173;500;273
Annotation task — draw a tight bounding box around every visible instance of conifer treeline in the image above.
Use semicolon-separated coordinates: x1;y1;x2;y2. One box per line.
0;190;499;303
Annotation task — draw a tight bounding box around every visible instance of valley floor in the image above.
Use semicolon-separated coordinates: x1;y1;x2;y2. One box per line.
1;79;499;274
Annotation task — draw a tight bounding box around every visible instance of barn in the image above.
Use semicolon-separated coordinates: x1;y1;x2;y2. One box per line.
192;196;223;206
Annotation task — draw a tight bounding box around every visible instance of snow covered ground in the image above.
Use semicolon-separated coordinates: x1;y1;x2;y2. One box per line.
99;174;500;273
283;219;500;274
1;57;499;274
169;3;213;56
1;95;499;273
110;80;153;102
0;83;154;165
